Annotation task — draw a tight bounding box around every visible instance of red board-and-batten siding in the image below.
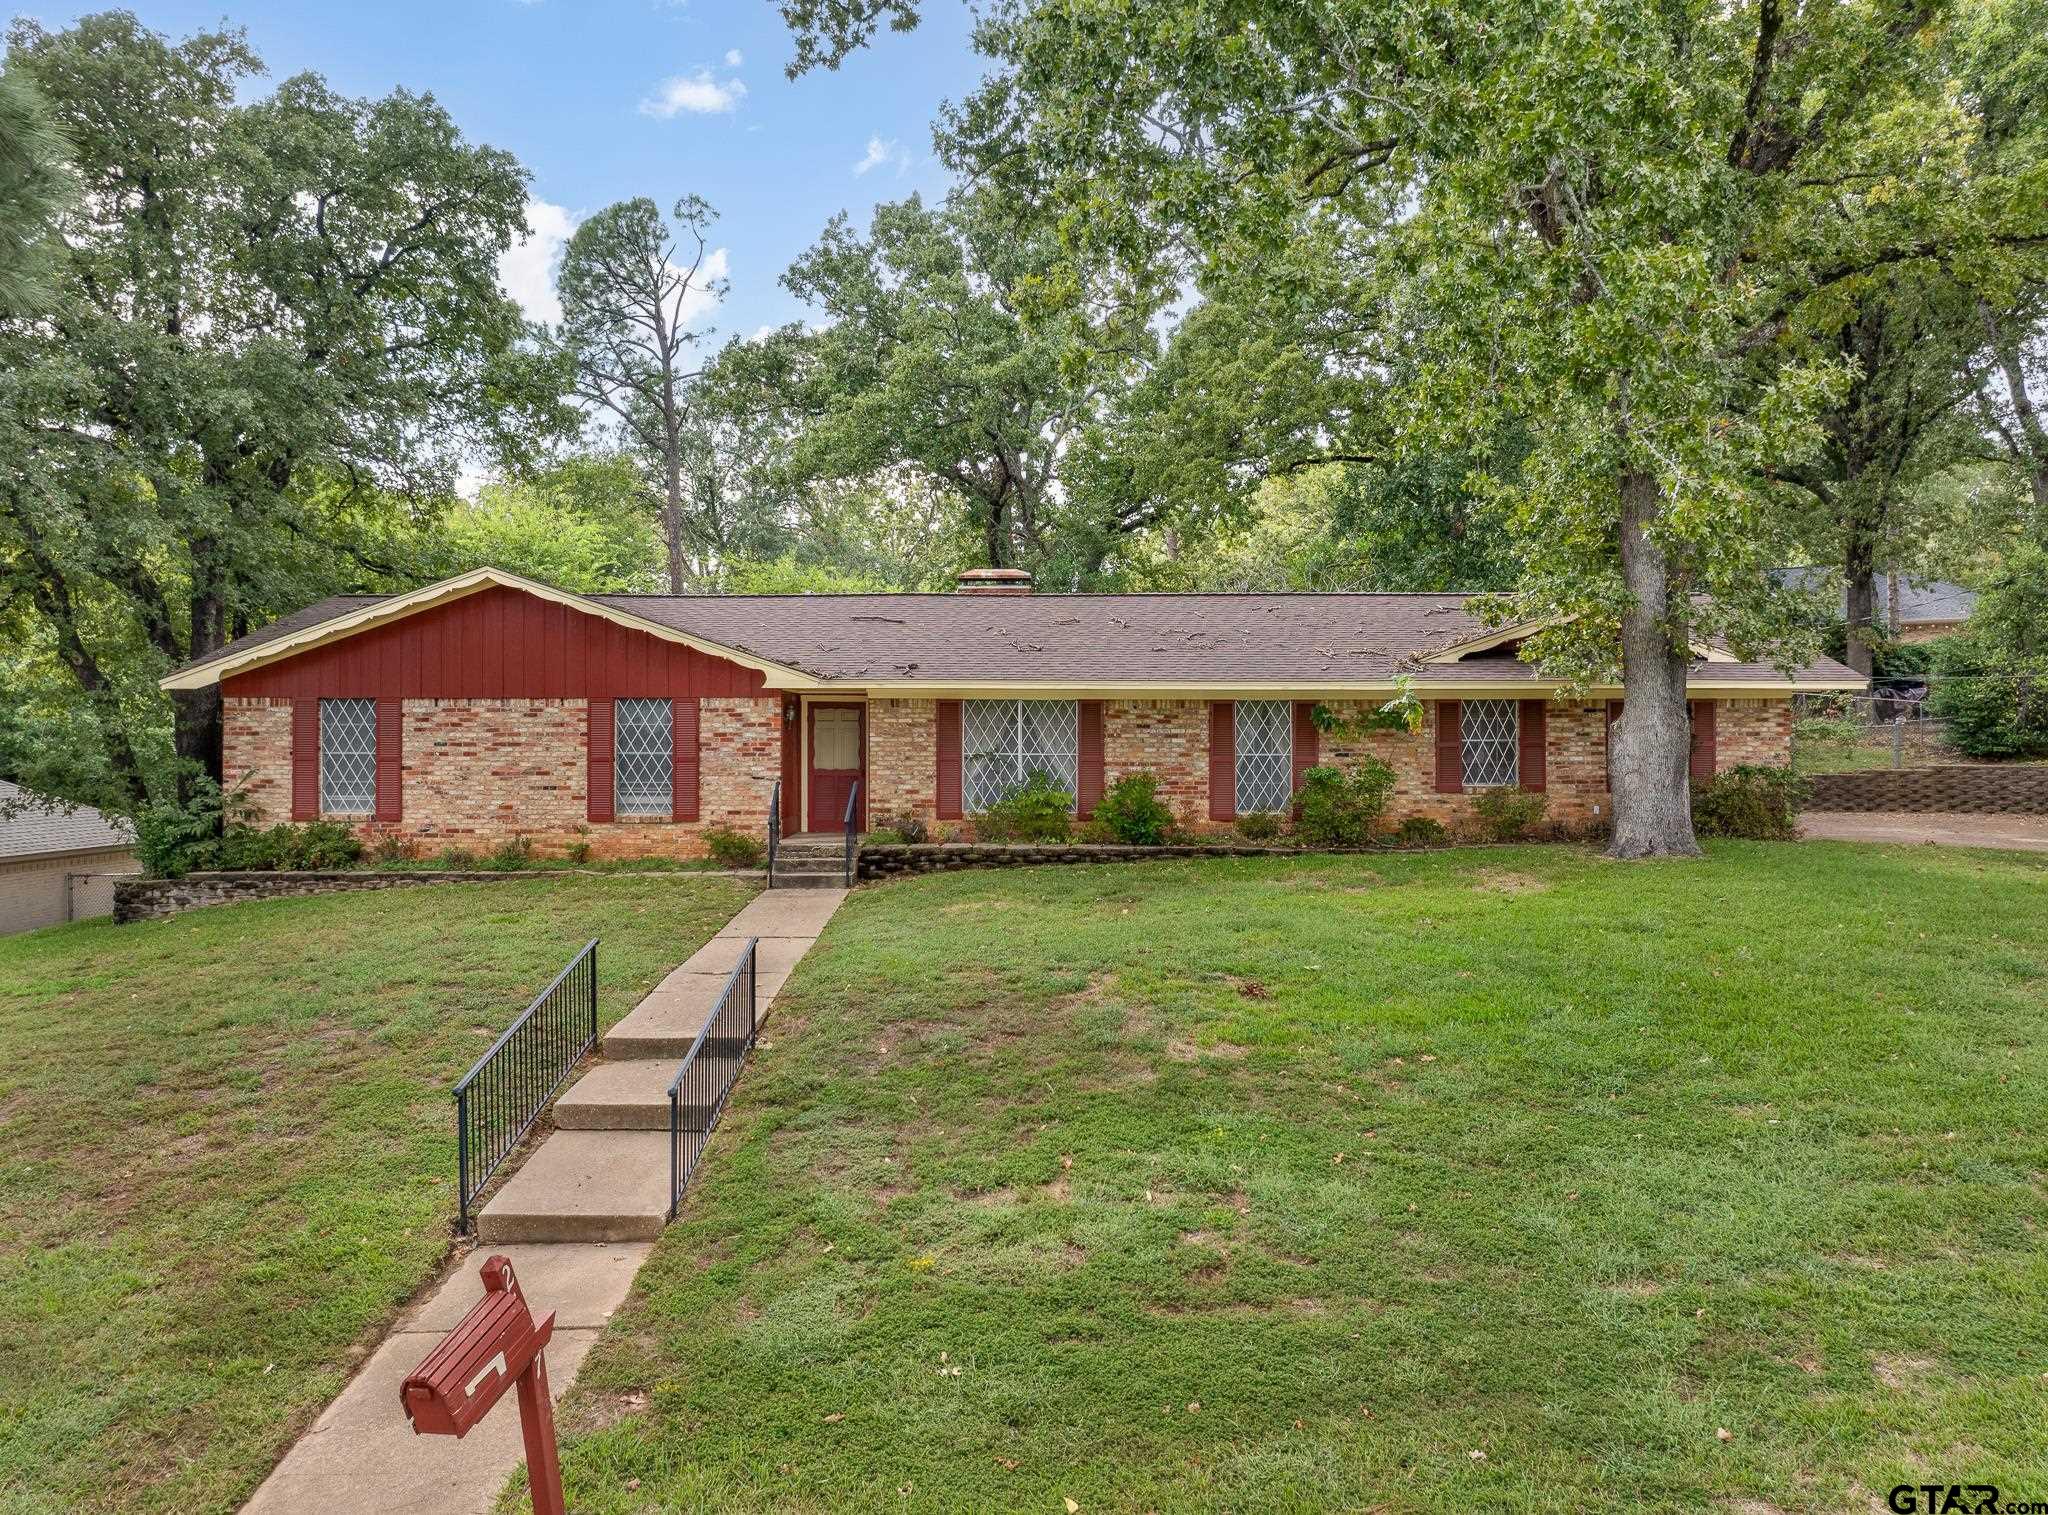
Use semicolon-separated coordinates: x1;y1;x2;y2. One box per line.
230;585;769;825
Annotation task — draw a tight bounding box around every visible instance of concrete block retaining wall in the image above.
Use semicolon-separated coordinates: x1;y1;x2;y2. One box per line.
1807;765;2048;815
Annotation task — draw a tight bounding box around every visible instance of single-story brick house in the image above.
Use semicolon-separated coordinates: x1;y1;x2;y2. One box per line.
161;566;1863;857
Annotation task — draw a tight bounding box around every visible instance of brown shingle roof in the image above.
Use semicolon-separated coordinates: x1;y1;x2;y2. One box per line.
182;584;1861;689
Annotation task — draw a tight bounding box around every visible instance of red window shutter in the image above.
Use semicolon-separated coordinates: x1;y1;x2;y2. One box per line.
1606;700;1623;791
1291;702;1320;792
1434;701;1463;794
1208;701;1236;821
291;700;320;821
672;698;700;821
1517;699;1547;793
587;699;615;822
1689;699;1717;783
374;698;404;822
1076;701;1105;818
935;700;962;820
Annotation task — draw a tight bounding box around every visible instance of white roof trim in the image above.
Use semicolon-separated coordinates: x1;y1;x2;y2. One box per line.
158;567;826;692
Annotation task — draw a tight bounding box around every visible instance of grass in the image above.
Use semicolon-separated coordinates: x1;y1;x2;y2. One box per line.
0;873;753;1515
538;842;2048;1514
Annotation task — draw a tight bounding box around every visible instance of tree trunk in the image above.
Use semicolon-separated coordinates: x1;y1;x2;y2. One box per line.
1843;560;1877;676
177;578;229;800
1608;470;1703;860
662;454;685;594
1886;570;1901;639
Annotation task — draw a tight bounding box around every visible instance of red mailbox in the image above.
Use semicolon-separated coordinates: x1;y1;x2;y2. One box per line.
401;1255;565;1515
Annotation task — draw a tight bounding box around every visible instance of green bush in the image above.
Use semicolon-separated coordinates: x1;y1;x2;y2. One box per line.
974;769;1074;842
431;846;481;870
564;839;593;866
1391;815;1448;847
1926;547;2048;759
1691;764;1810;840
878;814;927;844
485;834;536;870
864;826;909;846
1293;759;1396;849
1235;810;1283;842
1471;786;1547;842
134;777;231;878
144;785;365;872
1091;772;1175;845
702;824;766;868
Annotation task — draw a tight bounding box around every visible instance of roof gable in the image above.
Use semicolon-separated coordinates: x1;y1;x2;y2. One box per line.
163;568;822;692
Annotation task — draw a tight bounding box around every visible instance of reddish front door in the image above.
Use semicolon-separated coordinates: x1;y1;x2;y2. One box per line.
808;703;865;832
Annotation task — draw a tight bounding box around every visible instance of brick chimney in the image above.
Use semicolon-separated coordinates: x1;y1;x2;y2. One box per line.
955;567;1034;596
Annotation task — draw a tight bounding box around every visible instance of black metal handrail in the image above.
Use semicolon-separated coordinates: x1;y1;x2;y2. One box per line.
766;779;781;889
453;939;599;1233
667;938;759;1220
842;778;861;887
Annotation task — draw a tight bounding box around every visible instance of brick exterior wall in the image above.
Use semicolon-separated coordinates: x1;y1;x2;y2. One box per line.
223;694;781;859
1717;697;1792;768
1104;700;1212;824
224;691;1796;855
225;697;294;825
868;698;939;827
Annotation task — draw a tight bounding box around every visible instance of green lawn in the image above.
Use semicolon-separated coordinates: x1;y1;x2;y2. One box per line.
0;874;753;1515
538;843;2048;1515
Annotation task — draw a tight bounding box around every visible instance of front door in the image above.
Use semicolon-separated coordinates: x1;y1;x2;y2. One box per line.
808;703;865;832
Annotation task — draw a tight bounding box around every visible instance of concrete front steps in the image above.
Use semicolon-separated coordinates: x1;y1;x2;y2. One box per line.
773;834;858;888
475;888;846;1245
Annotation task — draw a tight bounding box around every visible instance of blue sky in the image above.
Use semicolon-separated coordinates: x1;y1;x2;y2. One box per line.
21;1;980;337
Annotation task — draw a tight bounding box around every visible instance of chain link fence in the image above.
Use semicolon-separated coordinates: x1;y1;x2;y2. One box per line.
1793;675;2037;772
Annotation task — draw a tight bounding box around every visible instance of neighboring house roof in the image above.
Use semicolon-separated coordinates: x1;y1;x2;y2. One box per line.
1773;567;1979;626
0;781;134;863
163;567;1864;695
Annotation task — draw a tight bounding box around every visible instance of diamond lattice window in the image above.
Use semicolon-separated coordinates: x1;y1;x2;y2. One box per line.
1235;700;1293;815
615;698;674;816
1461;699;1520;788
963;699;1079;811
320;698;377;814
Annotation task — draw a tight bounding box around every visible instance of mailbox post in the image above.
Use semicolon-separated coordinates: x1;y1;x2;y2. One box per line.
400;1255;566;1515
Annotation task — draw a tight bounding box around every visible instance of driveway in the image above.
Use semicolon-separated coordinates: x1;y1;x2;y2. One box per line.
1801;810;2048;853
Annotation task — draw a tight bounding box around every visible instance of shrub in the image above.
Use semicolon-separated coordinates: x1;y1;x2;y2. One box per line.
865;826;908;845
564;840;593;866
368;833;419;866
974;769;1073;842
1391;815;1448;847
1471;786;1547;842
1235;810;1283;842
1927;546;2048;759
133;774;261;877
431;846;481;870
1091;772;1175;845
702;825;765;869
1691;764;1810;840
879;814;928;844
1293;759;1396;849
485;834;536;870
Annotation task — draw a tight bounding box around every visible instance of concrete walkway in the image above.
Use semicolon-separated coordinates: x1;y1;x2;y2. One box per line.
243;886;847;1515
1801;810;2048;852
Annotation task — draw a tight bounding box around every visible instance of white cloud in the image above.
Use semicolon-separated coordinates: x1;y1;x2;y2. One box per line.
853;134;902;176
499;198;577;326
675;247;730;329
641;68;747;118
724;48;743;67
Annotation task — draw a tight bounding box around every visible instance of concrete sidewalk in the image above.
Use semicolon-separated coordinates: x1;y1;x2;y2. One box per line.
243;886;848;1514
1801;810;2048;852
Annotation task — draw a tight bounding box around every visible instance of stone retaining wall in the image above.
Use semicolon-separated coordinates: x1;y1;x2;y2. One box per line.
1806;765;2048;815
120;870;577;924
861;841;1374;879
